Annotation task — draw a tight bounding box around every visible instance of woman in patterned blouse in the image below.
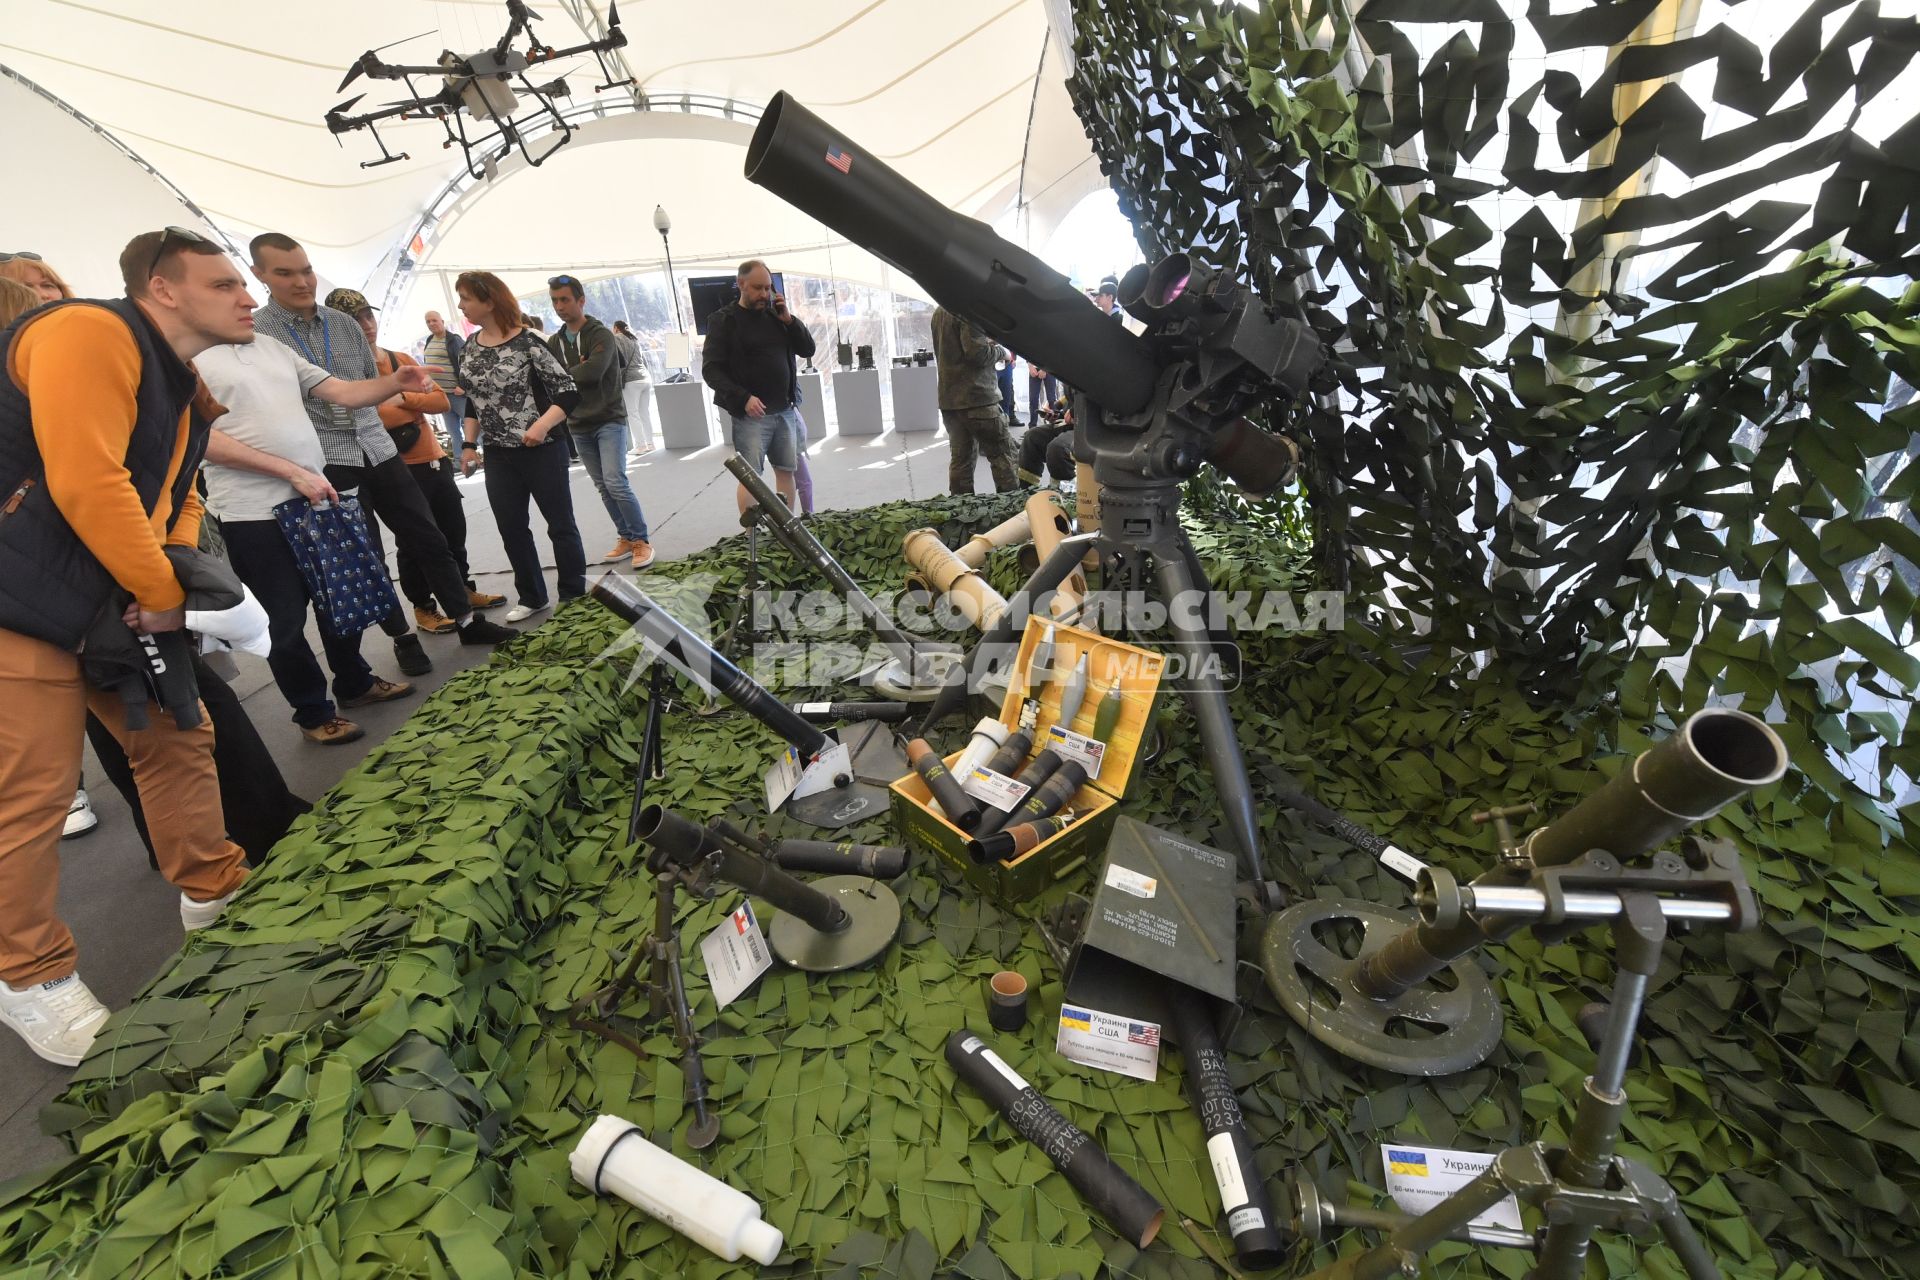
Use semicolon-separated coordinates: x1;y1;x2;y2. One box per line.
454;271;588;623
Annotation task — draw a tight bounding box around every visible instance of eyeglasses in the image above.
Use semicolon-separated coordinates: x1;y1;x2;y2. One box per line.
147;225;214;280
548;275;580;288
0;251;44;263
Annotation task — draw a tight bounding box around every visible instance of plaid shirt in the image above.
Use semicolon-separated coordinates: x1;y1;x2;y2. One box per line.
254;300;396;468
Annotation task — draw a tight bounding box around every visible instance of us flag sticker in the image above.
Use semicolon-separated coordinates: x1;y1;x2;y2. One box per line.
824;144;852;173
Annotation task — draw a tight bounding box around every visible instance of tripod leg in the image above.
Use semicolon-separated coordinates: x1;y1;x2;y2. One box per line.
1651;1188;1720;1280
1151;549;1265;883
665;940;721;1148
1319;1168;1517;1280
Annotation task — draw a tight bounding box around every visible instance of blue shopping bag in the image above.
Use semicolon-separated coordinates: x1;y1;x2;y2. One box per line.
271;494;400;636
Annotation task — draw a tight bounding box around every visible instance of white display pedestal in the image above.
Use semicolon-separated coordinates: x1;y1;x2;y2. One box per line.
796;372;827;442
655;381;714;450
832;369;884;437
890;364;940;433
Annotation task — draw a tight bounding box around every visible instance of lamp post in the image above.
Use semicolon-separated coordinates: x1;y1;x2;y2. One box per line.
654;204;684;333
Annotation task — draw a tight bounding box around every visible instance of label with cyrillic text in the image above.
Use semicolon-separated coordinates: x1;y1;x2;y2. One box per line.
962;765;1031;812
1043;724;1107;775
700;900;772;1009
1056;1005;1160;1082
1381;1143;1523;1230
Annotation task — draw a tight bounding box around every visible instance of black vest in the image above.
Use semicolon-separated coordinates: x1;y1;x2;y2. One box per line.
0;298;205;651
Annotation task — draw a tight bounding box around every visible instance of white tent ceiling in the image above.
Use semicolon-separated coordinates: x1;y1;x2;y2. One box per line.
0;0;1105;299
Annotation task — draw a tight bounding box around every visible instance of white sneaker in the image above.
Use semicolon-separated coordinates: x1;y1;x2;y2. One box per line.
180;889;240;931
62;789;98;840
0;973;111;1067
503;603;549;624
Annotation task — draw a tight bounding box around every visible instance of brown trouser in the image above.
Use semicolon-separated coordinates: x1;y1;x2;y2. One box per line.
0;627;249;987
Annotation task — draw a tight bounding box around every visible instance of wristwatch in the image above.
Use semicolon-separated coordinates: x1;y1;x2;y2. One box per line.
461;441;478;450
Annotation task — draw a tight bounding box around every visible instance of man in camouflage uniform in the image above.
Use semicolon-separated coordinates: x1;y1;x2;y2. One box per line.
930;306;1019;494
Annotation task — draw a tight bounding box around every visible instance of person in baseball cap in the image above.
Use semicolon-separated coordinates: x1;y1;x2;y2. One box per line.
326;288;507;633
1094;275;1121;318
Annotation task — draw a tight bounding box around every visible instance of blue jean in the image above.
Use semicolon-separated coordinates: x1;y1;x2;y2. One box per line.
571;419;649;542
730;406;802;473
222;517;374;728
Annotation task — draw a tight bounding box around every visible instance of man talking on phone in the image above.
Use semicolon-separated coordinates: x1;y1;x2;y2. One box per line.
701;259;815;516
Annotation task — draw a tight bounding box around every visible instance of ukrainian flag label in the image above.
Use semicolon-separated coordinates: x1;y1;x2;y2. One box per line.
1059;1007;1093;1032
1387;1149;1429;1176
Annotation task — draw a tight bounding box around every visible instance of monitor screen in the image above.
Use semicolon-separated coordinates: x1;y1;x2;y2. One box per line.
689;272;785;336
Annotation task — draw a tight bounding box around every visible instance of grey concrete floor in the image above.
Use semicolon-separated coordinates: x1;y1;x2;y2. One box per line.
0;422;1006;1182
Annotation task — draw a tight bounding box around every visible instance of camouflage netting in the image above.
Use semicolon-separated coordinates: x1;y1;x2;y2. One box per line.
0;486;1913;1279
2;1;1917;1275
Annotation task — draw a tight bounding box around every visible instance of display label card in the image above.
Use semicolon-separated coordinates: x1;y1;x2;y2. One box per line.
1056;1004;1161;1082
700;900;773;1009
1044;725;1107;775
962;765;1031;811
1104;862;1158;899
1380;1144;1524;1231
764;746;804;812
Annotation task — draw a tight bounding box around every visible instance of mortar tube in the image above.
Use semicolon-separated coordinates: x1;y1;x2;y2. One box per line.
945;1030;1164;1248
635;805;850;934
724;453;926;676
907;738;983;831
974;749;1066;837
1523;708;1787;868
772;839;908;879
789;700;914;724
903;528;1010;632
591;574;834;764
1025;490;1088;619
957;509;1033;569
967;812;1076;864
1168;998;1288;1268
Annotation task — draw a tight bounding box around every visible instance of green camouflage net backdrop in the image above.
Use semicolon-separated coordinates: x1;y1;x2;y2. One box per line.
1066;0;1918;824
0;486;1914;1280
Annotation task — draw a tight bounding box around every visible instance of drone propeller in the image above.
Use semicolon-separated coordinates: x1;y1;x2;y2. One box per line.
337;29;440;91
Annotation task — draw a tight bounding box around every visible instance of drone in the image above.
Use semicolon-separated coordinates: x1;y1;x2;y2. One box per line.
325;0;632;180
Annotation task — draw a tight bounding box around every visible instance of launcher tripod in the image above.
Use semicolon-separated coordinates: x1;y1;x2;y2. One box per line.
567;663;722;1148
1284;834;1749;1279
1262;707;1786;1278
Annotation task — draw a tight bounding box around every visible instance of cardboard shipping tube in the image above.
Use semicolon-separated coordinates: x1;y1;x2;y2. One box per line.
957;508;1033;569
903;528;1011;631
981;728;1035;779
907;738;982;831
974;748;1066;838
945;1031;1164;1248
1024;491;1088;619
1074;461;1102;568
967;812;1076;864
1005;759;1087;828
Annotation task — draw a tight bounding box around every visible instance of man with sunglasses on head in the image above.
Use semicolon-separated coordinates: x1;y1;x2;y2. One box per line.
547;274;654;569
248;233;513;663
0;226;256;1066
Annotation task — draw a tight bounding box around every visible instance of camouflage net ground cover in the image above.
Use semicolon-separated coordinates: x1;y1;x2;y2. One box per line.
0;490;1912;1280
